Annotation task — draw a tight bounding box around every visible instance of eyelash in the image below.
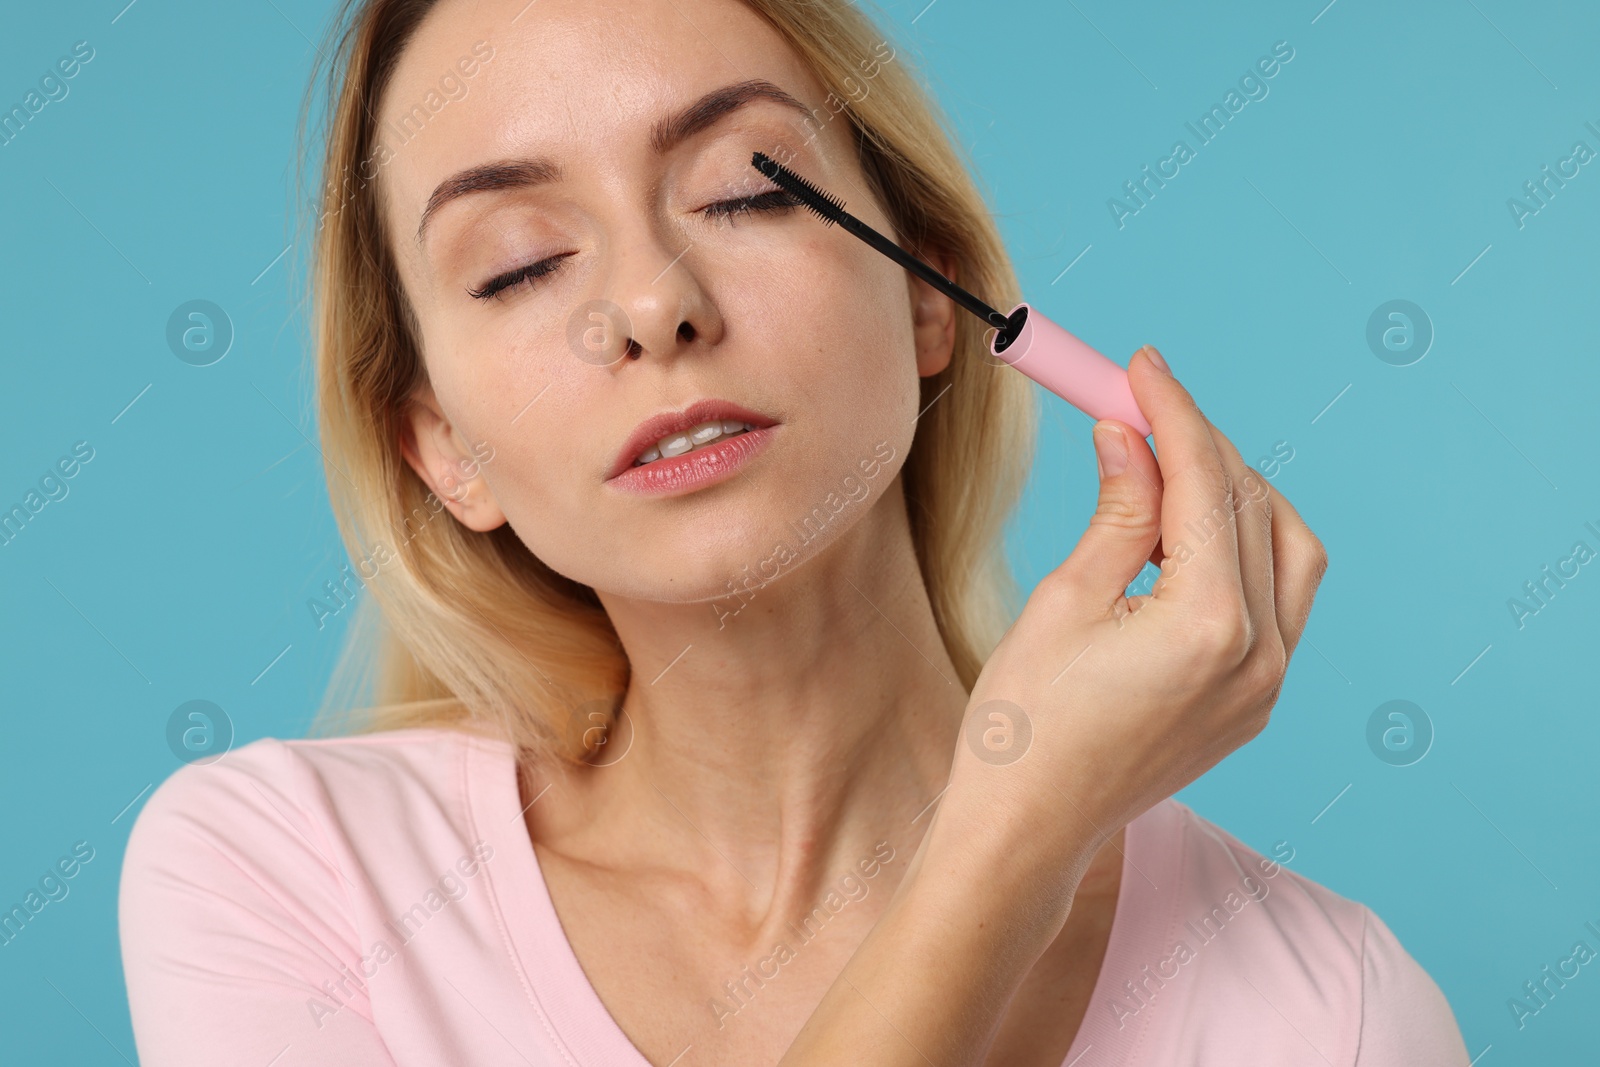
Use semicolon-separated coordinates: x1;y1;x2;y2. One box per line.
466;255;569;302
466;189;802;302
703;188;801;222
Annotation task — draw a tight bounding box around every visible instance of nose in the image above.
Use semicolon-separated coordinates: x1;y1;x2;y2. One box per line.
584;214;724;368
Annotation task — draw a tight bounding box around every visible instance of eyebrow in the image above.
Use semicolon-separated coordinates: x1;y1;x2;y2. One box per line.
415;78;813;244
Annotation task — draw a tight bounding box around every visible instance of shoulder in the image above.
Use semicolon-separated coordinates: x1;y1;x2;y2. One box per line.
1150;799;1368;956
1165;799;1363;937
1122;800;1467;1065
119;725;506;904
1350;905;1471;1065
125;725;487;832
118;727;512;1062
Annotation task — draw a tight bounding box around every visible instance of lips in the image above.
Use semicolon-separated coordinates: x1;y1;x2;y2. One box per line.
607;399;778;481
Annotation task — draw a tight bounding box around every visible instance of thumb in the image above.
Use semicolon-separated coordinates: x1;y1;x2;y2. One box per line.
1050;421;1163;604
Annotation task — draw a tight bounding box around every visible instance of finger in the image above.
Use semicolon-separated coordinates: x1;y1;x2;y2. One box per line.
1251;476;1328;661
1121;460;1166;577
1131;538;1165;590
1113;425;1169;578
1046;418;1163;612
1203;418;1277;652
1127;347;1246;617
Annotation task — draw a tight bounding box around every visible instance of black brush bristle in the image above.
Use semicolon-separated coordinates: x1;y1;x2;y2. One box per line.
752;151;846;228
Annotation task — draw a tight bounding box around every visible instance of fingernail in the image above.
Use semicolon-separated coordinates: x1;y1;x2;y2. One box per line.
1141;345;1170;374
1093;423;1128;478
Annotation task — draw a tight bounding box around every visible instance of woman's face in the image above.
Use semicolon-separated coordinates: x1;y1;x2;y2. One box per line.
378;0;952;602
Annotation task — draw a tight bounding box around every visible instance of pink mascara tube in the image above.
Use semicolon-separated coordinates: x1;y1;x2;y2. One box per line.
752;152;1152;438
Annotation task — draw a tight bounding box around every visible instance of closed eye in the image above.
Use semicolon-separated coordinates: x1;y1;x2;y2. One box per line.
467;253;573;301
466;189;802;302
703;188;802;222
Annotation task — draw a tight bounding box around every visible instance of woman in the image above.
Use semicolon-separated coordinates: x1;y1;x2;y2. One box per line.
118;0;1471;1063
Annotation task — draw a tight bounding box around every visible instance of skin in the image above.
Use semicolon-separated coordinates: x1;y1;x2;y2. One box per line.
380;1;1326;1064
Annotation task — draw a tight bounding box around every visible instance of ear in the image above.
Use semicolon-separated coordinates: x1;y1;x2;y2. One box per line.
398;383;507;533
908;249;959;379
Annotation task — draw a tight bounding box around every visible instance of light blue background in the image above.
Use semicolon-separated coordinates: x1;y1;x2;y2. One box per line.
2;0;1595;1061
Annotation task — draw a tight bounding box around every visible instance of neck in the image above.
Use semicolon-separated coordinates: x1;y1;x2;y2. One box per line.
525;474;971;926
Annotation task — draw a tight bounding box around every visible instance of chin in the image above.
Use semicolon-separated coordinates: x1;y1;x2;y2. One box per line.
552;505;854;608
634;526;814;606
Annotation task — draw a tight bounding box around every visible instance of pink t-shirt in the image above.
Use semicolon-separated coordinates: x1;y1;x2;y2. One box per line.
119;727;1470;1065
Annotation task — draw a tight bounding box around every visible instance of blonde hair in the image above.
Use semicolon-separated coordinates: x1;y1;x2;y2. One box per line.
296;0;1038;767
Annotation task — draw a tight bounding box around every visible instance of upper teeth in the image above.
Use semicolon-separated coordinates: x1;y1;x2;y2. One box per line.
634;419;755;466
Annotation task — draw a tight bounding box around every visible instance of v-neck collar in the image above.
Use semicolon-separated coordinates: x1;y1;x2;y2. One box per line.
464;731;1182;1067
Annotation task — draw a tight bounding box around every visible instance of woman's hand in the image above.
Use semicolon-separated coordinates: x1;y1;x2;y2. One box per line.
779;347;1328;1067
936;344;1329;919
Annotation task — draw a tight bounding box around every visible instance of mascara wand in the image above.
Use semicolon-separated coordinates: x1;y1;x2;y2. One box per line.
751;151;1151;437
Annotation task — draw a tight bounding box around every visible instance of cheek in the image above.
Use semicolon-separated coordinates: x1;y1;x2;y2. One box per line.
428;319;590;471
473;375;596;504
743;271;920;542
469;428;608;587
818;263;924;432
420;331;593;548
772;225;922;404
